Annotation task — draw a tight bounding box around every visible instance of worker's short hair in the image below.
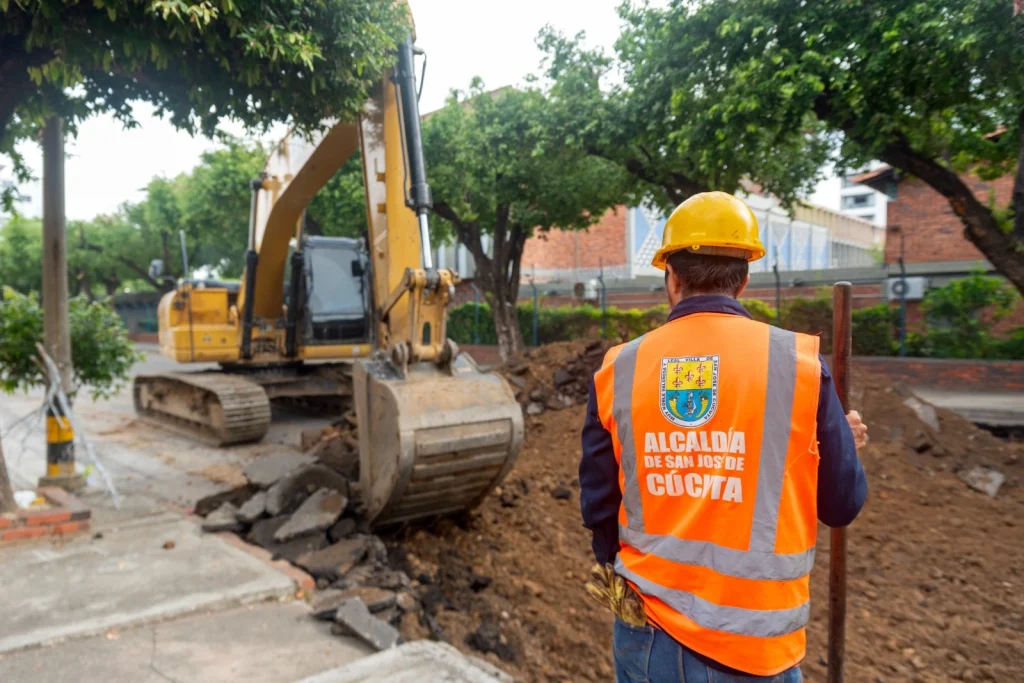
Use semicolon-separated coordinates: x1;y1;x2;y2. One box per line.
665;249;749;297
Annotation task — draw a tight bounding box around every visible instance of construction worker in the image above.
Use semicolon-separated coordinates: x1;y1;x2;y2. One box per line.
580;192;868;682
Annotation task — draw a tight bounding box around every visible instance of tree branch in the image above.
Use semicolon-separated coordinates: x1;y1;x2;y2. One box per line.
83;241;164;291
879;135;1024;296
585;145;706;205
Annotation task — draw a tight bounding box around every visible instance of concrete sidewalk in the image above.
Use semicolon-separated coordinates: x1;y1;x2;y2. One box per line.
913;388;1024;428
0;516;297;654
0;602;370;683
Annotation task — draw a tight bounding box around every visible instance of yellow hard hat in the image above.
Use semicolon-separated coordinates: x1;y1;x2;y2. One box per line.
651;191;765;269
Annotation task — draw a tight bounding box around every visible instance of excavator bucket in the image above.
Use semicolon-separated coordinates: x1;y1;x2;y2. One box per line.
353;354;524;527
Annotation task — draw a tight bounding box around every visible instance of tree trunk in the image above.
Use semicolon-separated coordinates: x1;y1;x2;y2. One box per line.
492;289;525;362
0;435;16;514
433;203;528;361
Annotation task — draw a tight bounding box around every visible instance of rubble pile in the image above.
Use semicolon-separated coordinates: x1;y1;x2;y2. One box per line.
196;413;427;652
499;339;611;416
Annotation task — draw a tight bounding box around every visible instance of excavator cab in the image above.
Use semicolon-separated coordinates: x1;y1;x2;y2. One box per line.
288;236;372;348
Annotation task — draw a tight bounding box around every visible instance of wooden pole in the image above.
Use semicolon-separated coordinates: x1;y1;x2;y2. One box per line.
827;282;853;683
40;117;82;490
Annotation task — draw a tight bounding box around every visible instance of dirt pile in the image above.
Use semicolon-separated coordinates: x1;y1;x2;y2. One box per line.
499;340;611;416
392;357;1024;682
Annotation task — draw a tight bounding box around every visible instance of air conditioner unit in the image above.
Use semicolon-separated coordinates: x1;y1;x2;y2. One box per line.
886;276;928;301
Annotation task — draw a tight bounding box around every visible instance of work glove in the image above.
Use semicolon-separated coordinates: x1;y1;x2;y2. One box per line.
585;562;647;627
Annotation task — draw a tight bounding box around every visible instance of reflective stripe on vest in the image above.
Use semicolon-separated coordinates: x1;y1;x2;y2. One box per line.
614;557;811;638
611;326;812;635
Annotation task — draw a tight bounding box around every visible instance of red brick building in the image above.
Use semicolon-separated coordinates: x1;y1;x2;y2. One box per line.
853;167;1014;265
853;166;1023;331
519;207;629;281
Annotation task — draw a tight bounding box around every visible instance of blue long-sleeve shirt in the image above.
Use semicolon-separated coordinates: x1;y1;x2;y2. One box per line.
579;294;868;566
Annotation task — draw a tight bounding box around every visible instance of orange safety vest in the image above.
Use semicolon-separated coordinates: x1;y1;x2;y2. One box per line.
593;312;822;676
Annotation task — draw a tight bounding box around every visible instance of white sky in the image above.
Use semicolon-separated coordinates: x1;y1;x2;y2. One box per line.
8;0;644;221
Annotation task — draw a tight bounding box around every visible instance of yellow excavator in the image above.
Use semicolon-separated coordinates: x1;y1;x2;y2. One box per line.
133;29;523;526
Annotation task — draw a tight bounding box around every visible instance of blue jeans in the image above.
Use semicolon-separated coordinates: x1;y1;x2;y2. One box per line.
613;618;803;683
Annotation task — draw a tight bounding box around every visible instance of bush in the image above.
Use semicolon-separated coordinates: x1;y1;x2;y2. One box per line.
919;274;1019;359
783;293;835;352
448;276;1024;361
0;288;142;399
996;327;1024;360
851;305;898;357
742;299;776;324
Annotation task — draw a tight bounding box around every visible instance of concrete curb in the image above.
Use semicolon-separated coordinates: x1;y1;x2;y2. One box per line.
216;530;317;593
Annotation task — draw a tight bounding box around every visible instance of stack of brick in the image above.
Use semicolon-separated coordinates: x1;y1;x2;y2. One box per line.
0;487;91;544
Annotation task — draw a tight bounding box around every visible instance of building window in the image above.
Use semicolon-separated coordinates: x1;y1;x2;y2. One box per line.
842;193;875;209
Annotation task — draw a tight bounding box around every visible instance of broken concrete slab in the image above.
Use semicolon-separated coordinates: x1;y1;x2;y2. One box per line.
296;535;371;580
359;587;397;613
315;586;397;617
236;490;267;524
271;533;331;565
315;441;360;480
266;465;350;517
194;484;257;517
328;517;358;542
961;466;1005;498
244;452;316;489
333;597;401;651
246;516;328;563
312;589;348;620
904;396;941;432
296;640;512;683
525;402;544;416
247;516;288;547
273;489;347;543
202;502;244;532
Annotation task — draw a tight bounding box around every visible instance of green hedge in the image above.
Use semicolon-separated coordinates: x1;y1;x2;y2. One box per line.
451;275;1023;360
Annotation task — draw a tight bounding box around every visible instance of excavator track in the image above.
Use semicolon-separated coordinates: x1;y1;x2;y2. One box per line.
133;372;271;446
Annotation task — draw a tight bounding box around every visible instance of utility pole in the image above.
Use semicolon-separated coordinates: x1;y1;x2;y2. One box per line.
40;117;82;490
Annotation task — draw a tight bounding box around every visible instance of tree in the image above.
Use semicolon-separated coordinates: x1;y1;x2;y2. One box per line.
1;0;409;209
308;154;368;239
0;215;42;292
0;287;140;512
551;1;1024;294
538;25;830;215
424;82;634;360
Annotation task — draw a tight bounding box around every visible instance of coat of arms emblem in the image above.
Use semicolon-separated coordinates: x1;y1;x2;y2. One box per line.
660;356;719;428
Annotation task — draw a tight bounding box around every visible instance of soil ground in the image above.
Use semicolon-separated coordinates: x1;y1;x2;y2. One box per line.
393;342;1024;683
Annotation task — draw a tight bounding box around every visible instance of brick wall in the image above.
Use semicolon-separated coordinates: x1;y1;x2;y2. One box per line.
884;173;1014;265
520;207;628;275
853;357;1024;392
